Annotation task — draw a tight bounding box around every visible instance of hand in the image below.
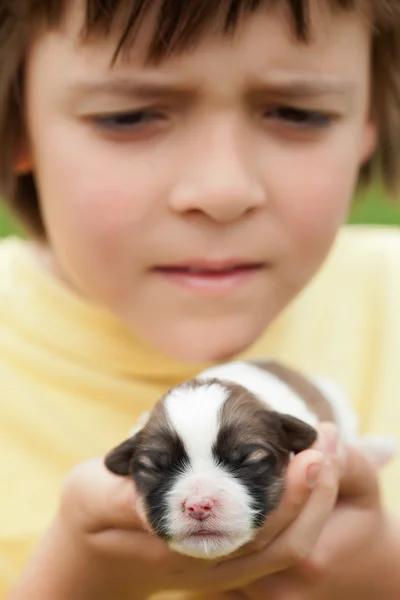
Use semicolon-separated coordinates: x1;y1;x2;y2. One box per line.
234;430;400;600
8;437;341;600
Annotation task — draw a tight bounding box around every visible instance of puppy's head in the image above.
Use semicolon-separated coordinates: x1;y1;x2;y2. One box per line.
105;378;316;559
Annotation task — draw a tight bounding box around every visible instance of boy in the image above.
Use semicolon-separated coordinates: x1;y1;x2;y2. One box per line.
1;0;400;598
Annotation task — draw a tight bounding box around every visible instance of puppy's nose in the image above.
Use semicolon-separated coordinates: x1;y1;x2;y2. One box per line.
184;496;214;520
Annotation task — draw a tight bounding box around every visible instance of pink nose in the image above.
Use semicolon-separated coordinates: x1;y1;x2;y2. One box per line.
184;496;214;521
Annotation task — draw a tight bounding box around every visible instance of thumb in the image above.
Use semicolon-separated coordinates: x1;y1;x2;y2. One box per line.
61;458;150;533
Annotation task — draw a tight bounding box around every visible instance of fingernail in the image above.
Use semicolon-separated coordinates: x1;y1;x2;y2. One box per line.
307;459;324;488
313;433;327;455
325;428;339;456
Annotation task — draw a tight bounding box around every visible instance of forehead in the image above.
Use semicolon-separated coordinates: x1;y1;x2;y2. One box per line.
30;0;371;75
27;3;371;113
164;382;228;460
44;0;370;54
162;380;271;458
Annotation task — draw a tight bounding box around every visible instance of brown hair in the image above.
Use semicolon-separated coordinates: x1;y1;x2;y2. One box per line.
1;0;400;237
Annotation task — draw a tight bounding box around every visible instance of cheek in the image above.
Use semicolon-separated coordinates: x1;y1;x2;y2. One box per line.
33;122;162;276
283;167;350;246
38;132;146;240
54;180;140;258
269;137;360;268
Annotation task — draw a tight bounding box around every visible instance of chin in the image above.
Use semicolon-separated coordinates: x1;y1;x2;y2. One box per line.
163;317;269;364
168;531;254;560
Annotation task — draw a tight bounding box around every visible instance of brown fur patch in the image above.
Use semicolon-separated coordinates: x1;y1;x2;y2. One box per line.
250;359;335;423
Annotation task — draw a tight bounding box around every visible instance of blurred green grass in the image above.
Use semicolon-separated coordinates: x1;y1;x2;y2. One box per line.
1;186;400;237
0;204;23;237
348;188;400;225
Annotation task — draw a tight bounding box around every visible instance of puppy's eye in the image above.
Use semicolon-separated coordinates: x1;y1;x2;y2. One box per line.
135;454;158;470
230;445;270;465
243;448;270;464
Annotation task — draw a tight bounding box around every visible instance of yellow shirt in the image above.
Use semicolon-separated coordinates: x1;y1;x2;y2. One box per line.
0;226;399;599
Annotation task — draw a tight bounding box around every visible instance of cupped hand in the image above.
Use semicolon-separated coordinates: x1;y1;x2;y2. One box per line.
229;428;399;600
40;422;340;598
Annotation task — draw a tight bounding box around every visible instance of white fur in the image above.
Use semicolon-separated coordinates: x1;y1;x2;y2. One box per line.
129;361;397;559
166;462;256;558
354;435;399;466
164;382;257;558
197;361;319;429
165;382;227;464
197;362;398;465
309;374;359;442
312;377;398;463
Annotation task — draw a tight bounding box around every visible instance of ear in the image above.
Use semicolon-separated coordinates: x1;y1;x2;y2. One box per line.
15;142;33;175
105;435;140;476
360;115;377;164
278;414;318;454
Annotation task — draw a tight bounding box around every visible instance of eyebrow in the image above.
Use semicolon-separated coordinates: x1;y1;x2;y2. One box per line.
251;72;357;100
68;78;196;103
68;75;357;104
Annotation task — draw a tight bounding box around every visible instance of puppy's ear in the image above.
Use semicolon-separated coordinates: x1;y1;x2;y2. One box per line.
278;414;317;453
105;433;141;476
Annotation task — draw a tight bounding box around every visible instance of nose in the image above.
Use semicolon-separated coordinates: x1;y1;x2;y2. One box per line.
183;496;214;521
169;123;266;223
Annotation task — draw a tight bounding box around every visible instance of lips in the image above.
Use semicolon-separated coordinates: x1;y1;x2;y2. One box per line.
157;264;261;275
153;260;265;292
155;259;264;274
187;529;228;540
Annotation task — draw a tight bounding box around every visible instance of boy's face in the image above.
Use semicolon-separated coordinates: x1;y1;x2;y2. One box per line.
24;1;375;362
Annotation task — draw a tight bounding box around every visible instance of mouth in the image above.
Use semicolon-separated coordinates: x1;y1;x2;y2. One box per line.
154;260;266;293
189;530;226;537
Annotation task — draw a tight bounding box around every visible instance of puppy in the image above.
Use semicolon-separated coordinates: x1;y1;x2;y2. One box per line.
105;359;394;559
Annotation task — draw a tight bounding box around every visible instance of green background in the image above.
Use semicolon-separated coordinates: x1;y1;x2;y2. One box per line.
1;186;400;237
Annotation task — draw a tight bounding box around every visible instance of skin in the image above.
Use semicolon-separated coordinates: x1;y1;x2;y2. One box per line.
23;0;375;363
226;446;400;600
10;1;400;599
9;430;340;599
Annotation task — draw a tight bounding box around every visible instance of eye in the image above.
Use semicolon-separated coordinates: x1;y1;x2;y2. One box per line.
134;450;172;473
135;454;158;470
230;445;271;466
92;109;165;132
265;106;332;128
243;448;270;464
134;450;188;476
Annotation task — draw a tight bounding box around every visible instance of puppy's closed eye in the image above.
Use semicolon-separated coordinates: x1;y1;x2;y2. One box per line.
135;453;158;470
134;451;173;473
242;447;271;464
224;444;273;469
236;447;275;476
133;453;165;483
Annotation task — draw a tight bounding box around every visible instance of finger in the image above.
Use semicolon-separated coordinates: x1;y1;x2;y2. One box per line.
337;444;381;505
227;449;324;560
312;422;341;457
313;422;381;503
220;426;337;561
206;448;325;564
253;449;325;547
264;456;339;571
206;456;336;591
